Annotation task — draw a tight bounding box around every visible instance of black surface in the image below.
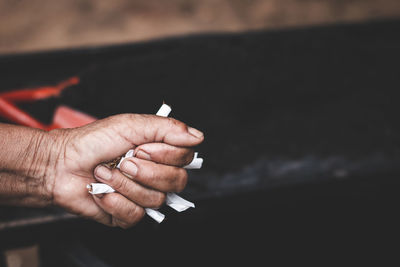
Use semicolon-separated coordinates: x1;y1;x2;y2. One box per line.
1;18;400;263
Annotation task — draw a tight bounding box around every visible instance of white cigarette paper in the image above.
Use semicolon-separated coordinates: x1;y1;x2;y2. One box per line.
144;208;165;223
87;103;201;223
87;183;115;194
116;149;134;169
166;193;195;212
156;103;172;117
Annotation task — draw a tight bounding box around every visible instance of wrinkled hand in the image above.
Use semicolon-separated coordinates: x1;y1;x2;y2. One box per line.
48;114;204;228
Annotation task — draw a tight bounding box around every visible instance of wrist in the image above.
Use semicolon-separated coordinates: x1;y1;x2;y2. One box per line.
23;129;59;205
0;124;62;206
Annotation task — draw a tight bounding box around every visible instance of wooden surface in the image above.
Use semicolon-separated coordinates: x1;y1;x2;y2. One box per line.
0;0;400;54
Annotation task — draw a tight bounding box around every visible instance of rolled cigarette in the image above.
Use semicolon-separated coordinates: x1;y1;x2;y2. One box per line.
87;183;115;194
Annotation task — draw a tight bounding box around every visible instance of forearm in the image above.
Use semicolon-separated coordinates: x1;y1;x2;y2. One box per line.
0;123;56;207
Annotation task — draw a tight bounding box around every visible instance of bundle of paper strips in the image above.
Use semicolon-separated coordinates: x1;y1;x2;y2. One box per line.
87;104;203;223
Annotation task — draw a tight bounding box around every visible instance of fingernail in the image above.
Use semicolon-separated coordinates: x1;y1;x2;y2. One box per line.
94;194;104;199
188;127;204;139
136;150;151;160
122;160;138;177
95;165;112;181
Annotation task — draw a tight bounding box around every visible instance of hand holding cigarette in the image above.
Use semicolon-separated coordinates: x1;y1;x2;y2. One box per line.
50;112;203;228
89;104;203;223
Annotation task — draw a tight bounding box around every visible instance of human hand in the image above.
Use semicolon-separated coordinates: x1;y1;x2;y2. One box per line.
47;114;204;228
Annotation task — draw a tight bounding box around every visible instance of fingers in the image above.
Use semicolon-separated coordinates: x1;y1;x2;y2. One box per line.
134;143;195;167
119;157;188;193
93;193;145;229
109;114;204;147
94;165;166;208
69;113;204;172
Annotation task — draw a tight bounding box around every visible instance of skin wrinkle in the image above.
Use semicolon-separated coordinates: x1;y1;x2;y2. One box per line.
0;171;23;196
0;193;49;207
13;129;37;174
105;168;165;208
111;217;120;228
134;115;153;144
36;131;63;203
114;172;130;192
117;114;140;145
137;144;194;167
67;139;87;169
50;129;74;173
47;129;70;206
25;133;52;204
0;126;53;205
25;132;40;177
0;112;203;228
107;125;133;153
145;161;157;188
125;202;141;224
159;117;176;143
96;211;114;227
0;171;47;206
119;129;136;150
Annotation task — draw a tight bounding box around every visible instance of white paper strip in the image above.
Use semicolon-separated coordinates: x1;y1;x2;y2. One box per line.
156;103;172;117
154;104;196;214
87;183;115;194
166;193;195;212
116;149;134;169
87;181;164;222
145;208;165;223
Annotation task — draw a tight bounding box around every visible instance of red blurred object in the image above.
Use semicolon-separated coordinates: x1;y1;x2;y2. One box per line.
0;76;97;130
49;105;97;130
0;98;47;129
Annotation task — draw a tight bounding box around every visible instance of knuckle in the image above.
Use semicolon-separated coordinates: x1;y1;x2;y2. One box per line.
152;192;166;208
103;194;121;214
167;118;187;133
108;198;145;228
111;217;119;227
107;114;128;126
147;166;157;185
119;222;133;229
117;222;130;229
112;171;129;191
126;204;145;223
175;169;188;192
114;218;132;229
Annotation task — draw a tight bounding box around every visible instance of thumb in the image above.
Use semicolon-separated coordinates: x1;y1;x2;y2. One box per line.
117;114;204;147
83;114;204;160
67;114;204;170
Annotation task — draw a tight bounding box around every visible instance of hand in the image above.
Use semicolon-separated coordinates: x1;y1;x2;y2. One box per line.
48;114;204;228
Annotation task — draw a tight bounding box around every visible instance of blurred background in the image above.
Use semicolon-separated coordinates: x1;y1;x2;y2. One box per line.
1;0;400;54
